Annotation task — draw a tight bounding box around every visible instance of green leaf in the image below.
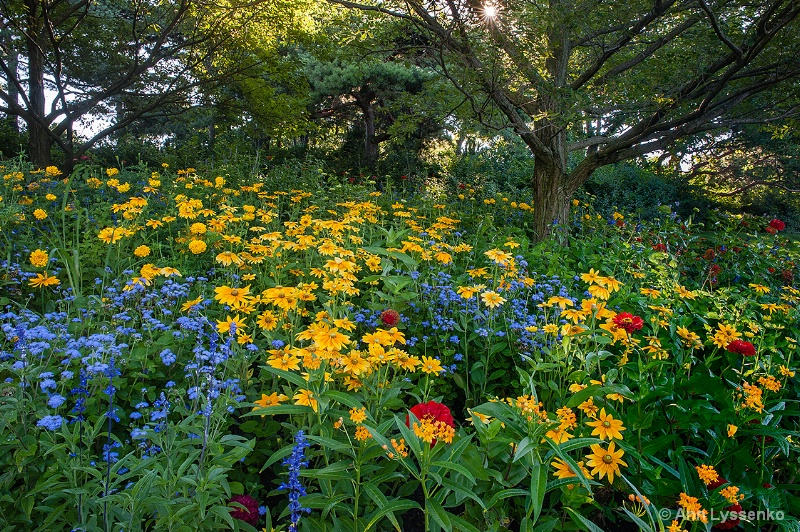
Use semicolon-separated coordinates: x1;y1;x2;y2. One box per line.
565;507;605;532
427;498;452;531
545;445;593;492
449;514;482;532
486;489;529;510
364;500;420;531
530;459;547;523
244;404;310;417
261;445;294;472
303;461;353;480
258;366;308;388
621;508;654;532
565;385;601;407
362;484;402;530
306;434;355;454
324;390;364;410
440;478;486;510
431;461;476;484
513;436;537;463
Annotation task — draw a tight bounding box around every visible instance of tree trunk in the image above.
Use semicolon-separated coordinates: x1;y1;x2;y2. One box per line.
1;24;19;136
529;1;572;242
25;1;52;167
363;103;378;167
532;158;571;241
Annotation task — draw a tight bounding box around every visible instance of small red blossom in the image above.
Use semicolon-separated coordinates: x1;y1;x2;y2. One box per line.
713;503;742;530
380;309;401;327
401;175;408;180
765;226;777;234
612;312;644;334
709;264;721;276
229;494;259;526
769;219;786;231
708;476;728;490
652;243;667;252
726;340;756;357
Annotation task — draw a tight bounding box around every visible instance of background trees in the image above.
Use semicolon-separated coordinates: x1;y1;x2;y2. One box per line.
2;0;799;231
0;0;315;168
328;0;800;240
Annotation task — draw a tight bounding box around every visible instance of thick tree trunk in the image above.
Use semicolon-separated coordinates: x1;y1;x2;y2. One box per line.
25;2;52;167
531;158;571;241
529;2;573;243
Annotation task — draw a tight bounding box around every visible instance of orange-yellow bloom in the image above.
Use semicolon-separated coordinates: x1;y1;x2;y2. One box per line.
585;441;627;484
586;408;626;440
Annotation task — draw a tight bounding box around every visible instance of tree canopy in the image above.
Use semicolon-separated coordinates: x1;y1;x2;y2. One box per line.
328;0;800;239
0;0;316;168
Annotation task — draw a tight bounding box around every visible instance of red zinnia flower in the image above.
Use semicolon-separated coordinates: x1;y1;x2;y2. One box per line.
769;219;785;231
230;494;259;525
406;401;455;428
652;243;667;252
612;312;644;333
380;309;401;327
726;340;756;357
406;401;456;447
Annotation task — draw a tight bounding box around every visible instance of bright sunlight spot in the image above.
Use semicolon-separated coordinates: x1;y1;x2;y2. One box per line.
483;2;499;19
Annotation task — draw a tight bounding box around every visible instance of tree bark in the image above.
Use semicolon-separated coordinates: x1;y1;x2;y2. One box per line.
1;23;19;136
25;0;52;167
532;158;571;241
530;3;572;241
362;101;378;167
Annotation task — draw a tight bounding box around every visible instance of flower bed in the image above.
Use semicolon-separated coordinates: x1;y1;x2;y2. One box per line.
1;162;798;531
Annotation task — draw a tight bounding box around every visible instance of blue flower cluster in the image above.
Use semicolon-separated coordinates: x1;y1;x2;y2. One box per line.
278;430;312;532
406;268;573;367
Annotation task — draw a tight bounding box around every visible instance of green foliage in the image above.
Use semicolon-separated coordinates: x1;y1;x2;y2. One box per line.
582;163;713;222
1;159;799;531
446;139;536;193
